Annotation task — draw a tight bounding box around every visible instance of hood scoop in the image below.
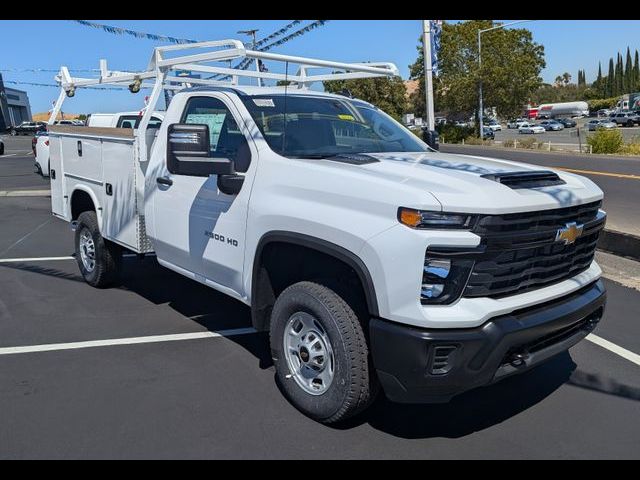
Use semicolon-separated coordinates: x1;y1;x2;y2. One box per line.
480;170;566;190
324;153;380;165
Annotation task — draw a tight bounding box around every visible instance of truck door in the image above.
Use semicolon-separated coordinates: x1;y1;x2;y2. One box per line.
151;94;256;296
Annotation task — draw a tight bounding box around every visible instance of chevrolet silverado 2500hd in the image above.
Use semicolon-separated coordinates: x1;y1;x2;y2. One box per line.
47;40;606;423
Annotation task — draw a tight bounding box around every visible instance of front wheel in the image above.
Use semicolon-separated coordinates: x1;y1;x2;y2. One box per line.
74;211;122;287
10;129;16;136
270;281;377;424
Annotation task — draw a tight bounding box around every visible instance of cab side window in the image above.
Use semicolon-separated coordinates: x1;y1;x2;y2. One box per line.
181;97;251;173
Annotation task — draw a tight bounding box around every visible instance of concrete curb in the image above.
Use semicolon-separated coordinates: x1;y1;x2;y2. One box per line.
0;190;51;197
598;229;640;262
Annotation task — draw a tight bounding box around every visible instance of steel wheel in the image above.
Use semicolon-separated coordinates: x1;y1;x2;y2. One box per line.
283;311;335;395
78;228;96;273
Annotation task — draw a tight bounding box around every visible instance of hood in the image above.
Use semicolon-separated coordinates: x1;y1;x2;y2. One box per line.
341;151;603;214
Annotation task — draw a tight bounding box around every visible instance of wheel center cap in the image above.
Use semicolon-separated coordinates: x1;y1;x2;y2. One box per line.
299;347;310;363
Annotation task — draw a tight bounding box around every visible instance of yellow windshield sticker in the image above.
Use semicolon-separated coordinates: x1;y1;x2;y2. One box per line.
338;114;355;121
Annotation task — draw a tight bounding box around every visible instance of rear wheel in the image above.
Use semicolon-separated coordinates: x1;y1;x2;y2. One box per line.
270;281;377;424
74;211;122;287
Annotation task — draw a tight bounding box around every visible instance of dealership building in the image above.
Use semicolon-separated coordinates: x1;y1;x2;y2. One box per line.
0;73;33;130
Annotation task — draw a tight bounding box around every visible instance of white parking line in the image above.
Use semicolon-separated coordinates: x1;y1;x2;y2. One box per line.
586;334;640;367
0;256;74;263
0;328;258;356
0;154;17;158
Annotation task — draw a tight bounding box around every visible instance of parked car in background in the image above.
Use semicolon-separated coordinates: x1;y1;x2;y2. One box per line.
507;118;528;129
557;118;576;128
481;126;495;139
485;119;502;131
6;121;46;136
597;109;612;117
587;119;617;131
518;122;545;134
611;111;639;127
539;120;564;131
33;130;50;176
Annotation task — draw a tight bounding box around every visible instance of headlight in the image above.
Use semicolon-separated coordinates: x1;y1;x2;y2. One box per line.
398;207;477;229
421;256;475;304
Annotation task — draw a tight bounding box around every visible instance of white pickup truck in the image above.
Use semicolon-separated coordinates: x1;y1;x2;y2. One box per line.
47;40;607;423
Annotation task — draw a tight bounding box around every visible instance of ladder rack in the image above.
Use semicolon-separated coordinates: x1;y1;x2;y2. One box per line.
49;38;400;162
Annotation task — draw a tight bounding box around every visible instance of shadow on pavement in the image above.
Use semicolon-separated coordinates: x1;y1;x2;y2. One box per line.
568;369;640;402
337;352;577;439
117;257;275;370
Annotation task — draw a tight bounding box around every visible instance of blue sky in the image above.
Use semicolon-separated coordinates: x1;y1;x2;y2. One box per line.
2;20;640;114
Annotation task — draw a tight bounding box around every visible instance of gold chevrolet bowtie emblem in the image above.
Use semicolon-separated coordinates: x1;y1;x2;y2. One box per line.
556;222;584;245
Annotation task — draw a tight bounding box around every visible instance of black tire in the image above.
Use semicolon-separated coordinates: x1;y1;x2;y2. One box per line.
270;281;377;424
627;121;634;127
74;211;122;288
0;144;4;155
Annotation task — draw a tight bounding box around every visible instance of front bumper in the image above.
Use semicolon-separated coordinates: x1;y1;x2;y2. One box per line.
370;280;606;403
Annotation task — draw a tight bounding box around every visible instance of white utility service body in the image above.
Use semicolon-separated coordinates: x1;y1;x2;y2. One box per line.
47;39;607;423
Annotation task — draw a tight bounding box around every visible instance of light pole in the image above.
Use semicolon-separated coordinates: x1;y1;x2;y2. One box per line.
238;29;260;86
478;20;533;137
422;20;435;131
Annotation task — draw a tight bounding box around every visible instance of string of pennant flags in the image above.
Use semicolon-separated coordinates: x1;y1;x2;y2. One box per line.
4;80;148;91
68;19;329;80
0;68;100;73
72;20;198;44
215;20;330;79
2;20;331;91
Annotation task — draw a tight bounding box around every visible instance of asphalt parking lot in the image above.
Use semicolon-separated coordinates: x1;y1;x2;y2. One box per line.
1;138;640;459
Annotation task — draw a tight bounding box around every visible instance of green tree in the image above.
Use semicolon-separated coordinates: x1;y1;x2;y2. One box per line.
408;20;545;125
626;47;633;92
593;62;603;96
607;57;614;97
616;53;624;95
633;50;640;91
322;76;408;120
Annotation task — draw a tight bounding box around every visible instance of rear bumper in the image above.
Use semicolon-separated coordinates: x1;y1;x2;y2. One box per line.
370;280;606;404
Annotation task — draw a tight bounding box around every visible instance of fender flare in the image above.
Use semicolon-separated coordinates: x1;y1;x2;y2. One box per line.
252;231;379;319
69;186;103;228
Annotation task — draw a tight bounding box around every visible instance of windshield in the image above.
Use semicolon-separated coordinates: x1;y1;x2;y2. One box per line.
240;94;432;158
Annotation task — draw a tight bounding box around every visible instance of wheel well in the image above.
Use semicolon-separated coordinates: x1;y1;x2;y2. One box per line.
71;190;96;220
251;236;377;332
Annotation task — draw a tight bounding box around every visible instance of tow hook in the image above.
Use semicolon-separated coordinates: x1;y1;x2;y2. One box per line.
70;220;79;232
508;352;529;368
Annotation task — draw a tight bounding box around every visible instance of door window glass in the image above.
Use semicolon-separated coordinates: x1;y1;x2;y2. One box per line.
181;97;251;172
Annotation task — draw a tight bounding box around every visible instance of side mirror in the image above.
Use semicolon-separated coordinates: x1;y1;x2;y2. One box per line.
167;123;237;177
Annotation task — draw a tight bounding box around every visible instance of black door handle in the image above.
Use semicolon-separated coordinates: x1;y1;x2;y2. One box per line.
156;176;173;187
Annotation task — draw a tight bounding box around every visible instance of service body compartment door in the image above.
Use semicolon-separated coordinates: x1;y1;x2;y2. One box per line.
49;135;66;218
101;138;138;249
